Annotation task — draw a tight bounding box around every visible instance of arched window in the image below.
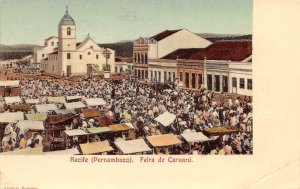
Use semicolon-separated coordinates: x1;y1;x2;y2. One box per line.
67;27;71;35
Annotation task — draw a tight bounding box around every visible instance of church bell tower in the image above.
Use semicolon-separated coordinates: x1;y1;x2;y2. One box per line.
58;6;76;52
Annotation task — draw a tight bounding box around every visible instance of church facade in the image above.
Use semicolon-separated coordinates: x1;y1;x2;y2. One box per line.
41;8;115;77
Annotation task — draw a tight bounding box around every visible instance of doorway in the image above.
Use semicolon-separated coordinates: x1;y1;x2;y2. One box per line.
67;65;72;77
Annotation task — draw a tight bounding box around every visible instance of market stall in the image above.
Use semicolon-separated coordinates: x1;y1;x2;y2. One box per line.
0;112;24;123
114;138;152;155
35;104;58;113
0;80;21;97
47;96;66;104
85;98;106;107
16;120;44;131
4;96;22;104
181;131;212;143
79;140;114;155
9;104;31;112
44;113;76;151
154;111;176;127
146;134;182;154
25;99;40;104
64;101;86;110
66;96;83;102
81;108;101;118
203;127;239;137
26;113;47;121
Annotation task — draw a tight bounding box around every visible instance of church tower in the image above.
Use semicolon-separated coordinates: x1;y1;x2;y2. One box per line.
58;6;76;51
58;6;76;76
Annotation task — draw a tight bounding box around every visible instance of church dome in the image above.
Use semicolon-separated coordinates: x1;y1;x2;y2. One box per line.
59;7;75;26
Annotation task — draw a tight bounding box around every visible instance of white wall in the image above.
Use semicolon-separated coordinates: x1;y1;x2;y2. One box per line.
156;29;212;58
148;60;177;83
35;37;58;63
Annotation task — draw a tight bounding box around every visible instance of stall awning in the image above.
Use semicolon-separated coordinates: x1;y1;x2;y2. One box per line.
115;139;152;154
35;104;58;113
26;113;47;121
87;127;112;134
0;112;24;123
146;134;182;147
4;96;22;104
64;102;86;109
9;104;31;111
43;148;80;155
85;98;106;107
54;109;76;115
47;96;66;104
64;129;89;136
203;127;239;136
109;124;133;132
66;96;83;101
181;132;211;143
45;114;75;124
81;108;101;118
80;141;114;155
25;99;40;104
0;80;20;87
154;111;176;127
0;147;43;155
17;120;44;130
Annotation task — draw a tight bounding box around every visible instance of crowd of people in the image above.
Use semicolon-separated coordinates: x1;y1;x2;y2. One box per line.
0;64;253;155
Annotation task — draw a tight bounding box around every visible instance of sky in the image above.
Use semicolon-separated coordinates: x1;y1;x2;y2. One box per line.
0;0;252;45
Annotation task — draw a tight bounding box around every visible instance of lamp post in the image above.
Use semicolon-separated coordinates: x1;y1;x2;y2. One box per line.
102;48;112;79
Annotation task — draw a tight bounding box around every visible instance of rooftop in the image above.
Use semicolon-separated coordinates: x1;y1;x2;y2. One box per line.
150;29;181;41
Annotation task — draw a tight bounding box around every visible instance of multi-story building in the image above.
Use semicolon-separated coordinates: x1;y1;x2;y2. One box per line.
133;29;212;81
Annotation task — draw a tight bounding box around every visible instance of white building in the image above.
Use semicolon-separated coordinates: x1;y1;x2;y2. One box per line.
34;36;58;63
203;41;253;96
204;60;252;96
133;29;212;81
40;7;115;77
114;57;133;74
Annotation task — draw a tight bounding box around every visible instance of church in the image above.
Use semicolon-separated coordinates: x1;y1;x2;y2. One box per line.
40;7;115;77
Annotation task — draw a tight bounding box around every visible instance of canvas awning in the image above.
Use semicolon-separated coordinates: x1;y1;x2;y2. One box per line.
81;108;101;118
0;112;24;123
115;139;152;154
203;127;239;136
47;96;66;104
43;148;80;155
87;127;112;134
25;99;40;104
64;102;86;109
9;104;31;111
54;109;76;115
4;96;22;104
64;129;89;136
45;114;75;124
0;80;20;87
109;124;133;132
35;104;58;113
26;113;47;121
85;98;106;107
154;111;176;126
181;132;211;143
66;96;83;101
146;134;182;147
0;147;43;155
79;141;114;155
16;120;44;131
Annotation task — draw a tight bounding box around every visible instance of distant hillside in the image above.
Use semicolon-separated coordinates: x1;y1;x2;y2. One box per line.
0;34;252;60
0;44;41;60
198;34;252;42
100;42;133;58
